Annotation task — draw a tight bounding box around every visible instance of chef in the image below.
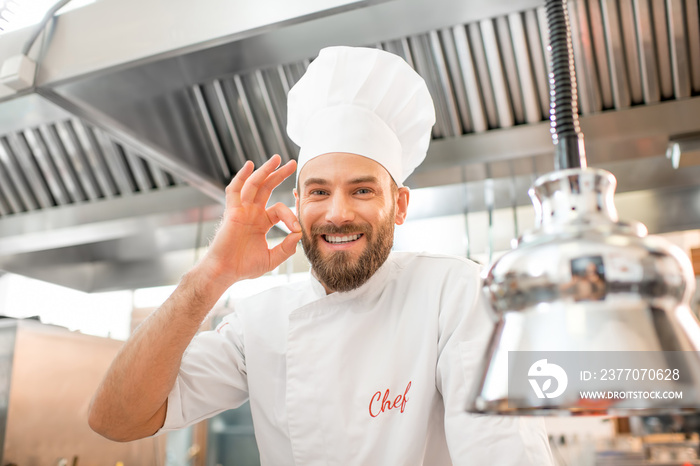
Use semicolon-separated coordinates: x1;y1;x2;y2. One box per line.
89;46;554;465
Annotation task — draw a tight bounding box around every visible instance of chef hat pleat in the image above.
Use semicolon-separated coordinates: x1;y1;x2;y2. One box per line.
287;46;436;186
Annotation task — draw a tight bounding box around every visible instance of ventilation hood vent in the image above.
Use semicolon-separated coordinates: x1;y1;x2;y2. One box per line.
0;0;699;290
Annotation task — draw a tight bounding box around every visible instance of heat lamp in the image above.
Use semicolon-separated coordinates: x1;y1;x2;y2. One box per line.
469;0;700;415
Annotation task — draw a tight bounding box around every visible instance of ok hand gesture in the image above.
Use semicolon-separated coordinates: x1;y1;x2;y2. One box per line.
199;154;302;291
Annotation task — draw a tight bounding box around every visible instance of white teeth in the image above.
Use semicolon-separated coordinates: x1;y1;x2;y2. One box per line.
324;234;361;244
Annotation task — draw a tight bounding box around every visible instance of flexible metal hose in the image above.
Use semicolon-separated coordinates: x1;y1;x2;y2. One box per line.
545;0;587;169
21;0;74;55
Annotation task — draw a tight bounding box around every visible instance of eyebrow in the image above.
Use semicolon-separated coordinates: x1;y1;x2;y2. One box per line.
348;176;380;185
303;176;380;188
303;177;329;188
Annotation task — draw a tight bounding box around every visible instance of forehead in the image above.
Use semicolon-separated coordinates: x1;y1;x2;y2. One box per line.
298;152;393;186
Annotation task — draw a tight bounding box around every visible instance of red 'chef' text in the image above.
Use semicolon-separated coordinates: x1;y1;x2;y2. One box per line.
369;381;412;417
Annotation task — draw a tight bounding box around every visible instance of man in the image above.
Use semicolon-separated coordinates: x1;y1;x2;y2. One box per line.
89;46;553;465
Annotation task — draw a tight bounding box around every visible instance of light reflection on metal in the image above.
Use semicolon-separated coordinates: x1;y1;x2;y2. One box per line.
470;168;700;414
666;132;700;169
469;0;700;415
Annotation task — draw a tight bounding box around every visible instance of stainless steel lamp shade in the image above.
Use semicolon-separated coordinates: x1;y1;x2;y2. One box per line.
468;0;700;415
469;167;700;415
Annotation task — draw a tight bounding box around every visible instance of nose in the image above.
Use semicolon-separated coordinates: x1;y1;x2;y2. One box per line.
325;192;355;226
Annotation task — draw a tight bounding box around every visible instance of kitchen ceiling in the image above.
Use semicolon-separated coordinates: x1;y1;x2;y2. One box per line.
0;0;698;291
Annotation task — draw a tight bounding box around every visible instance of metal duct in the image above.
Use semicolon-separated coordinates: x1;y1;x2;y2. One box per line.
0;118;183;216
2;0;699;214
0;0;699;290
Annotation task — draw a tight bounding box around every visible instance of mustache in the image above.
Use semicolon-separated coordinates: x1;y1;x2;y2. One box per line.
309;223;372;236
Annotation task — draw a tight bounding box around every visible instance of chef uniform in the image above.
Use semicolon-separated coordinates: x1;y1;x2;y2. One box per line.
158;47;554;465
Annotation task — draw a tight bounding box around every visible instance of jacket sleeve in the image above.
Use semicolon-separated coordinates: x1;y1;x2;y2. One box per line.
158;311;249;433
436;261;555;465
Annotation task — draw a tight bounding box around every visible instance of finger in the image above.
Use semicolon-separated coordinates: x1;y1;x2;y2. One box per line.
254;159;297;205
225;160;254;206
266;202;301;233
269;231;303;270
240;155;282;204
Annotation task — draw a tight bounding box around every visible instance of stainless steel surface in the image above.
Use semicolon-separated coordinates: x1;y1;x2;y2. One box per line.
467;22;499;129
30;0;373;86
37;124;85;203
0;186;221;291
4;132;53;209
569;0;601;114
689;0;700;93
71;118;117;199
410;35;444;137
587;0;614;109
634;0;661;104
0;0;698;290
410;154;700;241
23;127;71;206
470;168;700;415
0;93;72;133
0;319;164;464
255;69;290;163
667;0;691;99
54;119;100;201
0;135;37;211
36;88;225;202
537;6;552;76
27;0;543;87
413;97;700;187
525;9;550;119
619;0;642;104
546;0;586;170
193;83;231;181
480;18;515;128
496;15;525;125
439;28;473;134
0;186;213;253
470;0;700;416
233;74;268;167
509;11;542;124
212;79;248;170
651;0;674;99
429;30;461;138
450;25;488;132
96;130;132;198
39;0;699;189
600;0;631;109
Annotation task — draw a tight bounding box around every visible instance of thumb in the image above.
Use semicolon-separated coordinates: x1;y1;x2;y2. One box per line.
269;231;302;270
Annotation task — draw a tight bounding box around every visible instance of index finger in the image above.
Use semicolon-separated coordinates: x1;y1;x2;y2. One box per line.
224;160;254;206
253;159;297;205
239;155;283;204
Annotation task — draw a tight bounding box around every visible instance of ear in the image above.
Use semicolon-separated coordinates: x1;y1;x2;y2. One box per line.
394;187;410;225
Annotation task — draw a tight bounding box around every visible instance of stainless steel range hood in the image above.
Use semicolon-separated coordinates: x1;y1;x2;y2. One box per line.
0;0;699;291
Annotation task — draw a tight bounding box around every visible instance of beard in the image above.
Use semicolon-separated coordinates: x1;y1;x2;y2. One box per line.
300;210;395;293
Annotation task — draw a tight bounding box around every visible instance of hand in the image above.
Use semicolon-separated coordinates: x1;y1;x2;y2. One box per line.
198;154;302;290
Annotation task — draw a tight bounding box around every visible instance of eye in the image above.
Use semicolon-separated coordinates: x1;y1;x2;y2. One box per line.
355;188;373;195
308;189;329;196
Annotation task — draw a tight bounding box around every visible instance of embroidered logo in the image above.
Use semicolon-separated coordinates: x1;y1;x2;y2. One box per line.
369;381;412;417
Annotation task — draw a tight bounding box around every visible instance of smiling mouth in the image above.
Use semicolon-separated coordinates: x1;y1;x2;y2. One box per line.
323;234;363;244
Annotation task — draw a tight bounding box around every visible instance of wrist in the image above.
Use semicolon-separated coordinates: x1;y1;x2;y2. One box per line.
183;261;234;307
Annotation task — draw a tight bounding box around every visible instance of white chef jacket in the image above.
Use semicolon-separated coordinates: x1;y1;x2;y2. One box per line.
159;251;554;465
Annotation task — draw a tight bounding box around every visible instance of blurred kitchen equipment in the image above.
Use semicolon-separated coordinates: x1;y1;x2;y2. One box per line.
469;0;700;415
0;318;163;464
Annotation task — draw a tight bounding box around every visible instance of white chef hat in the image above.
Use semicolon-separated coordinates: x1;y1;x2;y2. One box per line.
287;46;436;186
